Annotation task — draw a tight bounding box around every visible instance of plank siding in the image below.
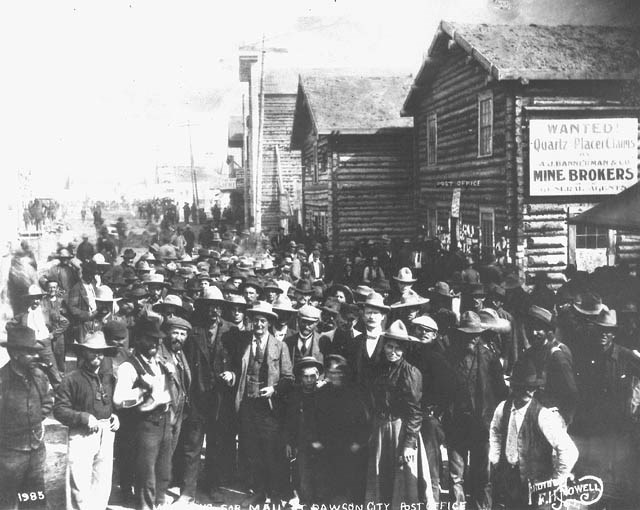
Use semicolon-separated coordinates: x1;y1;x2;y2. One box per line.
260;94;302;231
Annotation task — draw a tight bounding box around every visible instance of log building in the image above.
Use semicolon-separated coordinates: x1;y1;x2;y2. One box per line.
402;21;640;282
291;74;415;255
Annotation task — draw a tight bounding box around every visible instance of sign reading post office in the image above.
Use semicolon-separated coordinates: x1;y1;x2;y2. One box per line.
529;118;638;197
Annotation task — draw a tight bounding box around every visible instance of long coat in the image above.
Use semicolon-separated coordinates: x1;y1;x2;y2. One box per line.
234;333;294;413
65;281;97;343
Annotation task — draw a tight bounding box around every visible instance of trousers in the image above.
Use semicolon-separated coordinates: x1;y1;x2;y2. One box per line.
448;436;492;510
68;422;115;510
0;443;46;510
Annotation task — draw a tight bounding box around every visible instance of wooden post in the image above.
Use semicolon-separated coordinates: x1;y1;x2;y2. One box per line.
255;36;266;233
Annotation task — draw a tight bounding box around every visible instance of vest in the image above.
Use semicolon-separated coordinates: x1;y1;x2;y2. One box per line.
245;341;268;398
498;397;553;483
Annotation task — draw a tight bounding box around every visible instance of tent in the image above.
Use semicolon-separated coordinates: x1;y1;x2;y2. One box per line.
568;182;640;231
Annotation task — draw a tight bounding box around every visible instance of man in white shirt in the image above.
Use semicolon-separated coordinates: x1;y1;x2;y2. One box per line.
489;359;578;509
113;317;173;509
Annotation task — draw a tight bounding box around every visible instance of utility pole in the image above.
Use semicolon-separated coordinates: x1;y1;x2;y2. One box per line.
255;35;266;233
242;94;250;228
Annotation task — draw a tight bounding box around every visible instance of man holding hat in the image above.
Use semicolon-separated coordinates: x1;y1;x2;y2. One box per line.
284;304;325;368
113;317;173;509
234;301;294;506
285;356;324;505
489;359;578;509
0;325;54;510
521;306;576;426
446;311;508;510
54;331;120;510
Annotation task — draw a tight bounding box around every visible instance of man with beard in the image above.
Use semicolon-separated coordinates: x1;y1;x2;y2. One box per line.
284;305;324;367
489;359;578;509
175;286;233;504
234;301;294;506
113;317;173;509
521;306;576;426
54;332;120;510
140;274;169;313
0;326;54;510
446;311;508;510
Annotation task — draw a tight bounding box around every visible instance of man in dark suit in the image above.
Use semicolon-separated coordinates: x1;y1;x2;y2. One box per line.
233;301;294;506
284;305;325;368
175;286;233;504
65;261;99;343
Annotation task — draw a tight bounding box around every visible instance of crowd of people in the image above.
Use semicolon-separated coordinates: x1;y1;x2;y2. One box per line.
2;229;640;510
22;199;61;232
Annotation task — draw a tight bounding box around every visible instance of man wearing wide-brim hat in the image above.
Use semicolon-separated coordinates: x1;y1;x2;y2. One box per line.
178;285;233;503
240;277;263;307
489;359;578;509
0;325;53;510
447;311;508;510
47;246;80;296
224;293;249;332
272;295;298;342
520;305;576;425
54;331;119;510
393;267;417;297
152;293;188;320
390;289;429;326
568;307;640;507
234;300;293;506
113;317;174;508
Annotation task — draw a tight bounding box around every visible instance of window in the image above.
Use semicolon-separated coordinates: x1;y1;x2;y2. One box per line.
478;92;493;157
427;113;437;165
480;208;495;255
576;224;609;249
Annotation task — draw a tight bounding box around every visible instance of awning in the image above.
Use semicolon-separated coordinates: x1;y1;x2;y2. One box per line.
568;182;640;231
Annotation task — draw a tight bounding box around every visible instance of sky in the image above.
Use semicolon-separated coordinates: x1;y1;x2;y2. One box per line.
0;0;637;200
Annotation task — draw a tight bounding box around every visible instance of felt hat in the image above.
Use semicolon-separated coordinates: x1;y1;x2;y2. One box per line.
135;317;166;339
153;294;185;315
135;260;152;272
294;280;314;295
143;273;170;287
23;284;44;299
503;274;524;290
457;311;487;334
591;309;617;329
510;359;544;388
1;325;43;351
225;293;249;307
163;316;192;332
321;297;342;316
179;254;196;265
122;248;137;260
339;302;360;321
240;277;263;294
126;283;149;299
272;295;297;314
573;292;606;316
390;289;429;309
56;248;73;259
478;308;511;334
353;285;374;298
92;253;111;268
372;279;391;294
263;279;283;294
486;283;506;298
428;281;459;298
222;280;241;295
393;267;417;283
411;315;439;332
526;305;554;327
360;292;390;312
298;304;321;322
73;331;118;355
382;319;420;344
95;285;121;303
196;286;226;304
294;356;324;376
102;320;128;342
245;301;278;321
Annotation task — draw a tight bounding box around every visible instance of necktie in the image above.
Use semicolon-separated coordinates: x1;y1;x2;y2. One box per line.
300;341;308;356
506;407;519;465
254;339;263;360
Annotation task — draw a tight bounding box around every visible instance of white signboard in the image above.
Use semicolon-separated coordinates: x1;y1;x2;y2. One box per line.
529;118;638;196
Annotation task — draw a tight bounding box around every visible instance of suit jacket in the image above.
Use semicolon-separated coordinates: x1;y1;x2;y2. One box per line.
183;319;232;419
284;331;326;368
348;331;386;388
234;333;293;412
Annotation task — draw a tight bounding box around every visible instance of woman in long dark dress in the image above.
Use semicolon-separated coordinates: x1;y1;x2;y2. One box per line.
365;319;436;509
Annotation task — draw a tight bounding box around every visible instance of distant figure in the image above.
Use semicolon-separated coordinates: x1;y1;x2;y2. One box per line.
183;202;191;224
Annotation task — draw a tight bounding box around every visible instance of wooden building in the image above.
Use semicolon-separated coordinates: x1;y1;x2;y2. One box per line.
291;74;415;254
239;55;303;233
402;21;640;282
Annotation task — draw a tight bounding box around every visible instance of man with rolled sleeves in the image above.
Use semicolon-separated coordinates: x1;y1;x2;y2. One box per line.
234;301;294;506
284;304;325;368
0;325;53;510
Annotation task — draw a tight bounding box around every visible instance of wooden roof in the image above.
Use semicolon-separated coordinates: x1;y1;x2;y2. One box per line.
569;182;640;231
293;74;413;144
403;21;640;114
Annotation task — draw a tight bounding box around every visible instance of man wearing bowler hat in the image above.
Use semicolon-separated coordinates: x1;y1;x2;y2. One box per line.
234;301;294;506
0;325;54;510
113;317;173;509
489;359;578;509
54;331;120;510
446;311;508;510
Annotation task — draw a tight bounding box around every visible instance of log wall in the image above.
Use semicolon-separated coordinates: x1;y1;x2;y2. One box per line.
260;94;302;231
